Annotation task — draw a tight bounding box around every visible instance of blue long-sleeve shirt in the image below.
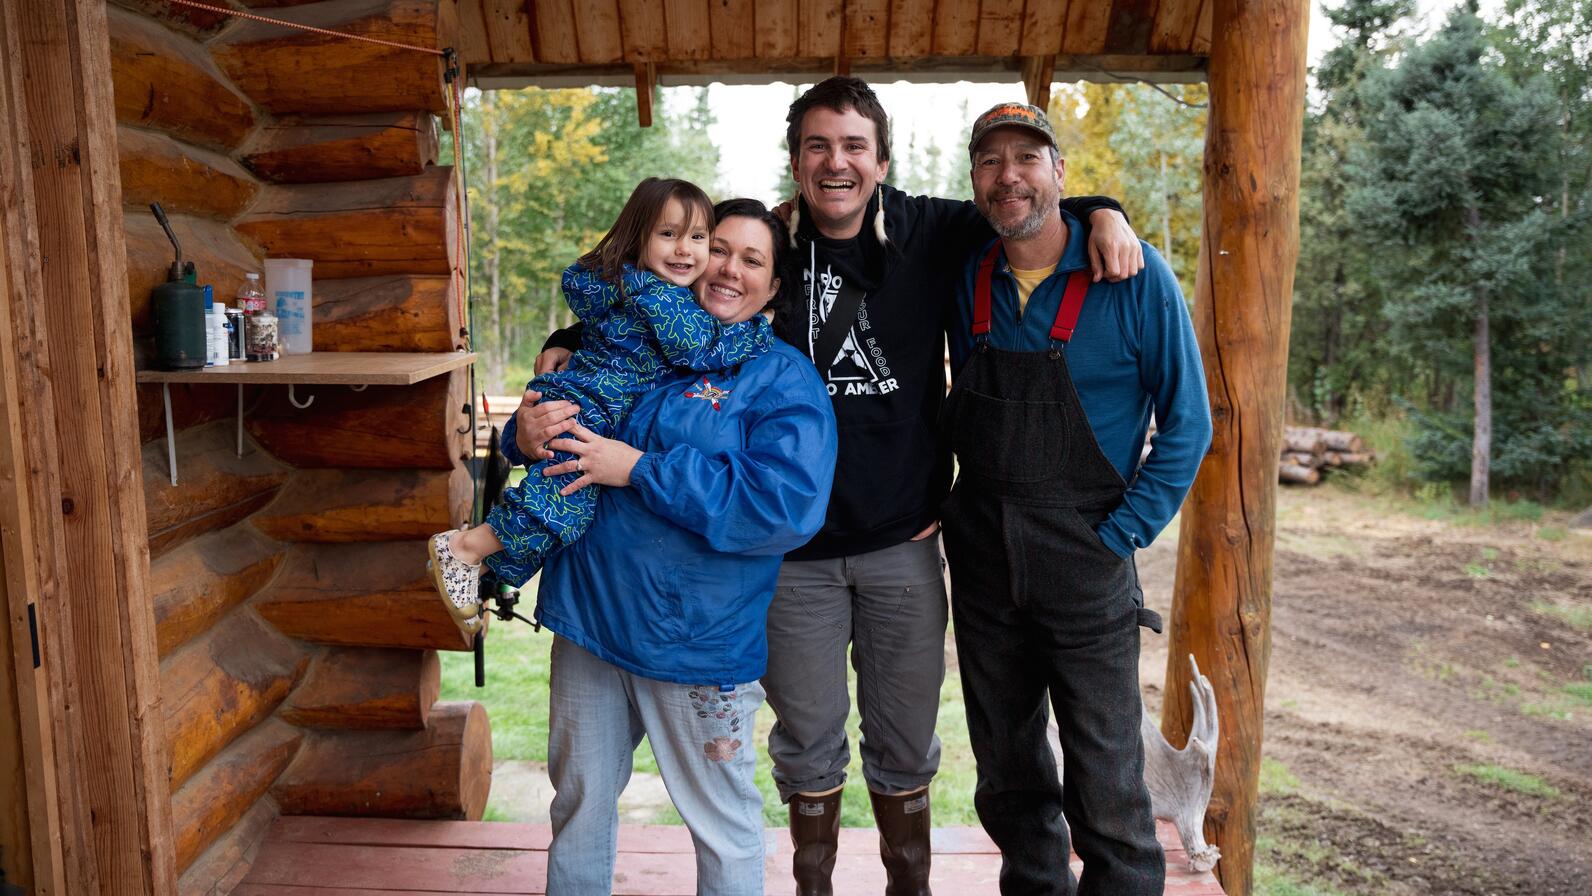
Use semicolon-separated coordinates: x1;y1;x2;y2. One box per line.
948;211;1212;557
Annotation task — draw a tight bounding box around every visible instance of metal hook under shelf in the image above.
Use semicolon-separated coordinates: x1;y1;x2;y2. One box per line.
288;384;315;409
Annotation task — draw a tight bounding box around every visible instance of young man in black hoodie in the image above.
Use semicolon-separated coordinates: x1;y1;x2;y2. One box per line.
519;78;1142;896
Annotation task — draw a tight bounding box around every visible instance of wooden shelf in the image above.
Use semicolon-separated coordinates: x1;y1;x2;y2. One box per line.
137;351;476;386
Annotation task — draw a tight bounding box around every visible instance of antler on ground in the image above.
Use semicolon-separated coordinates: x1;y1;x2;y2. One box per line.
1142;653;1222;872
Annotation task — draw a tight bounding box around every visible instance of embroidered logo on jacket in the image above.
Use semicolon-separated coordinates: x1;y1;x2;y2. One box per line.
684;377;730;410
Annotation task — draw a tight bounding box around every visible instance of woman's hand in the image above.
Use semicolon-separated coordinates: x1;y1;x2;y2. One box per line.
514;388;582;461
543;422;643;495
1087;209;1146;283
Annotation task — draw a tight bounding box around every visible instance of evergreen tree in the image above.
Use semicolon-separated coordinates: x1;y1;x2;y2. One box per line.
1345;3;1564;504
1288;0;1415;424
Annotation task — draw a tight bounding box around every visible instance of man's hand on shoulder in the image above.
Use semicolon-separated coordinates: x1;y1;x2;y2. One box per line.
1087;209;1145;283
535;347;573;375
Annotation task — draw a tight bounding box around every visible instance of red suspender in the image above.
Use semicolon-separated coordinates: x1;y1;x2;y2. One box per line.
972;242;1000;336
1050;270;1091;343
973;242;1091;344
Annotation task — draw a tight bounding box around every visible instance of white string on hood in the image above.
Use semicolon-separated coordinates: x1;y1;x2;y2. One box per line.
788;186;890;249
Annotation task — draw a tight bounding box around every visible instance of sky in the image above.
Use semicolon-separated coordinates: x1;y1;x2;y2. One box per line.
675;0;1486;205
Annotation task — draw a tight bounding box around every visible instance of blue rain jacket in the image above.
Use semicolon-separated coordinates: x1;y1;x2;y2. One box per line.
514;340;837;686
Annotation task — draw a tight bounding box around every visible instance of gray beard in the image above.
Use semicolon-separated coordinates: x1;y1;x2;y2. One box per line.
991;203;1047;240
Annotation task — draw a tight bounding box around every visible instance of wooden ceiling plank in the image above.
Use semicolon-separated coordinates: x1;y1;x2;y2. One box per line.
844;0;891;59
1104;0;1157;54
458;0;493;64
1148;0;1201;53
484;0;536;64
710;0;757;60
1019;0;1066;55
1060;0;1112;54
575;0;625;62
634;62;655;126
1191;0;1211;55
800;0;843;58
888;0;934;57
976;0;1025;56
931;0;979;56
532;0;581;64
756;0;800;58
619;0;668;61
1022;52;1055;108
664;0;713;61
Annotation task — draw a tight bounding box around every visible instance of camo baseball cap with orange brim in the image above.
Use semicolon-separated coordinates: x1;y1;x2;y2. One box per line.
967;102;1058;160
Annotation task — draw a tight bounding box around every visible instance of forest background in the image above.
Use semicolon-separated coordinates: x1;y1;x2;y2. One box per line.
459;0;1589;507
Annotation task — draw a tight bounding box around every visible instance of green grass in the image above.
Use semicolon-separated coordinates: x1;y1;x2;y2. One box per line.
1259;757;1301;796
1530;600;1592;631
1537;525;1568;541
1452;763;1562;799
440;596;983;827
1253;863;1354;896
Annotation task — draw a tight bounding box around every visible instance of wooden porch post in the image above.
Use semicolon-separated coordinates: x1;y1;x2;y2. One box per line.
1;0;174;892
1161;0;1308;894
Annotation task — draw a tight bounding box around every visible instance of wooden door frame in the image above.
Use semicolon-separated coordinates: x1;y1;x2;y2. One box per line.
0;0;175;892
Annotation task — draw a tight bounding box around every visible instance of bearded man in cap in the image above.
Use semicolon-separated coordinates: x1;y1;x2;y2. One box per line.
940;102;1212;896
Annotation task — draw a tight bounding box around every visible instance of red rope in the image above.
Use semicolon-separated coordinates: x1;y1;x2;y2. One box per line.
166;0;473;350
167;0;444;54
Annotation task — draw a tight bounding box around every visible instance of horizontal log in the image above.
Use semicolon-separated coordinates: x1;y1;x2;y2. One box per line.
252;465;472;542
1279;463;1321;486
234;167;458;278
176;796;277;896
1281;450;1321;469
151;525;286;657
125;211;260;337
118;126;261;221
279;647;440;730
245;368;469;469
162;611;308;789
1323;450;1372;467
108;6;256;151
211;0;456;118
1281;427;1325;455
111;0;235;37
137;382;239;446
144;421;292;557
313;275;460;352
1284;426;1366;455
253;541;473;650
240;112;440;183
272;701;491;819
172;720;302;874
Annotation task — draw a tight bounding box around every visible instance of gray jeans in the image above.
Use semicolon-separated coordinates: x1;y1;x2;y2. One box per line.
762;536;948;801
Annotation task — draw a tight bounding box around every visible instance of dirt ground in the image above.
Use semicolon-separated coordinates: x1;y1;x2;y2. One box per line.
1135;485;1592;896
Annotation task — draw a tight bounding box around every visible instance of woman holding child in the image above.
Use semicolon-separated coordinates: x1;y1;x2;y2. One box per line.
436;182;835;895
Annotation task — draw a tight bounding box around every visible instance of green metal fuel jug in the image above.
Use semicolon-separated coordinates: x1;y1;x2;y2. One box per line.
149;202;207;370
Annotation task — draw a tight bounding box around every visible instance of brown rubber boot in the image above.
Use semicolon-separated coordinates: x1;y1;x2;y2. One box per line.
871;788;933;896
790;789;843;896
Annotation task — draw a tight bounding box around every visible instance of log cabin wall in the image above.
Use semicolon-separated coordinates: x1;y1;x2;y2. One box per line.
109;1;489;893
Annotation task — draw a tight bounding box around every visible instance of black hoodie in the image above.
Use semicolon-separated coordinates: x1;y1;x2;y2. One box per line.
776;185;1124;560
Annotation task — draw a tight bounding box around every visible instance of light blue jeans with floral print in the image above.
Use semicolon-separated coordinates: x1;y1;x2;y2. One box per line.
545;635;768;895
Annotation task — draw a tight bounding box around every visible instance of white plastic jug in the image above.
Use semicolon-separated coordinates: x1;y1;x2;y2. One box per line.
264;258;313;354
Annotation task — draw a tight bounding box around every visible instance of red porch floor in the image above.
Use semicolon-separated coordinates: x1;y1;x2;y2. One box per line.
228;816;1225;894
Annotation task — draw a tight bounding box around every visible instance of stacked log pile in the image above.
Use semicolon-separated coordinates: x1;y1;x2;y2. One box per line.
1279;426;1373;485
109;2;487;894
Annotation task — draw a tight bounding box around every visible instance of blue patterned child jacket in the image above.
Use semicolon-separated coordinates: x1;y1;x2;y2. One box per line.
528;263;773;435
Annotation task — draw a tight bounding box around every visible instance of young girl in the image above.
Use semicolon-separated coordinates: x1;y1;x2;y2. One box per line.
428;178;773;635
